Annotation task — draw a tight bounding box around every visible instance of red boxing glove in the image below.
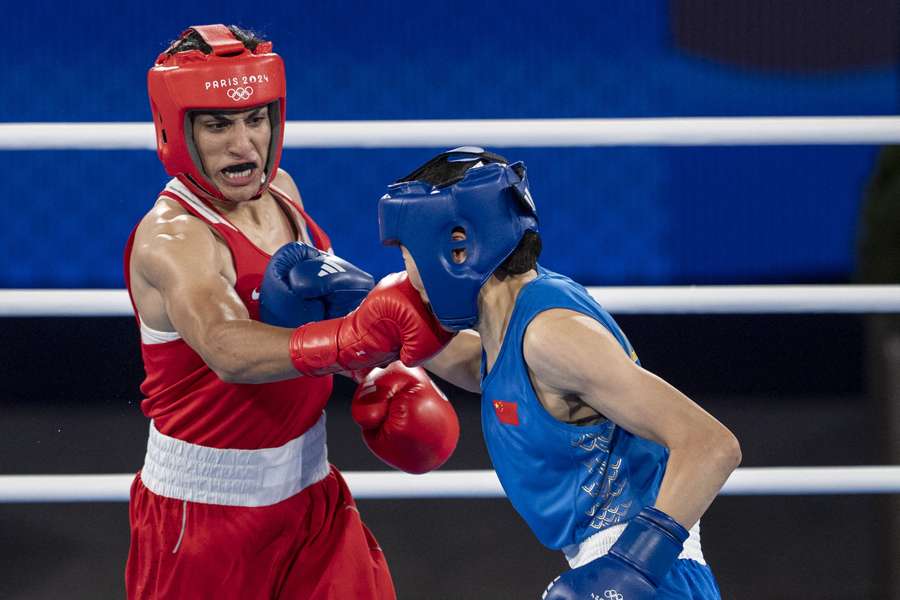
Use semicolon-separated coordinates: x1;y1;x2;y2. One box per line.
351;362;460;474
289;272;455;376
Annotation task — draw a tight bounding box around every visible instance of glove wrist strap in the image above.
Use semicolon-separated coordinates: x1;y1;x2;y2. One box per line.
608;506;689;586
289;319;343;376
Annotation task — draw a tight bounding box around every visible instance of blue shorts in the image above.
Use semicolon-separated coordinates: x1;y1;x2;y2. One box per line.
656;559;720;599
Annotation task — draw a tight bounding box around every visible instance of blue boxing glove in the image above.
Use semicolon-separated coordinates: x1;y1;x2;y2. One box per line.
259;242;375;328
543;507;688;600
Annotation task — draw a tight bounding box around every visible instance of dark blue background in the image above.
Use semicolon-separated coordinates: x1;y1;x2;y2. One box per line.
2;5;898;598
3;2;897;287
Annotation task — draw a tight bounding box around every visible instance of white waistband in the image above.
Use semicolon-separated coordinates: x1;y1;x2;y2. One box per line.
140;414;330;507
562;519;705;569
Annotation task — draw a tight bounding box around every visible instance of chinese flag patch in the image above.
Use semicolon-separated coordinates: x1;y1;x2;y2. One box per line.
493;400;519;426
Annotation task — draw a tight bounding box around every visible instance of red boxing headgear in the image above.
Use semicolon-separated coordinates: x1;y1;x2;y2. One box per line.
147;25;286;202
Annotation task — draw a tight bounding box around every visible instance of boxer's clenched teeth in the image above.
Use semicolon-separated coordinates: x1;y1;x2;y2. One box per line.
222;162;257;179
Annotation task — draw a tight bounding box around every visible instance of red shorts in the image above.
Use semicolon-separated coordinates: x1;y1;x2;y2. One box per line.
126;465;395;599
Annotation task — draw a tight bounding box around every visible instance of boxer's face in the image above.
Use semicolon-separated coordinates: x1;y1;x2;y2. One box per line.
400;245;429;304
192;106;271;203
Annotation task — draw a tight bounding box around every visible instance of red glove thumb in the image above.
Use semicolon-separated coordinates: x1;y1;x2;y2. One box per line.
350;367;388;429
351;362;460;474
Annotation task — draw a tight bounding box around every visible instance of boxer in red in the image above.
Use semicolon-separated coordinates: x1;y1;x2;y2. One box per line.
124;25;457;599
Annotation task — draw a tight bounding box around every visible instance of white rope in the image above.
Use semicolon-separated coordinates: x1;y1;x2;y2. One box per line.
0;289;133;317
0;466;897;503
2;116;900;150
594;285;900;314
0;286;897;317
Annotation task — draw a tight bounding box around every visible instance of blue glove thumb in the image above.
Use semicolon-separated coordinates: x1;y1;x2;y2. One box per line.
260;242;374;328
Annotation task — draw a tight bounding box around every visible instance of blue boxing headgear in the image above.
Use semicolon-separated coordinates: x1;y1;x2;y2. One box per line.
378;147;539;331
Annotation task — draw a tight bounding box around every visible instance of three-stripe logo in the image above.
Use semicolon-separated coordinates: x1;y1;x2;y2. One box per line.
318;259;347;278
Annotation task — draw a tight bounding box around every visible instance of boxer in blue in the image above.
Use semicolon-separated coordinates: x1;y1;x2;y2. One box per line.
377;147;742;599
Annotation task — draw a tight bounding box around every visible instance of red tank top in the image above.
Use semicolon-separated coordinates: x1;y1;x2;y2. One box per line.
124;179;334;449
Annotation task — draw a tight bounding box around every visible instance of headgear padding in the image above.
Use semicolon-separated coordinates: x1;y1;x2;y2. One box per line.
379;147;539;331
147;25;286;202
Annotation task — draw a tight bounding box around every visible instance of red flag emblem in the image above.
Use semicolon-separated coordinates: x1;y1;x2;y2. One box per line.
493;400;519;426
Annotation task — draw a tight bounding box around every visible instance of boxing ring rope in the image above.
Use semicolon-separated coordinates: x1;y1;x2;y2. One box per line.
2;116;898;503
1;285;899;317
1;286;898;503
1;467;899;503
2;116;900;149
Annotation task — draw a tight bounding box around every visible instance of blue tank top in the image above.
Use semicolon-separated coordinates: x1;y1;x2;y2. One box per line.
480;267;668;550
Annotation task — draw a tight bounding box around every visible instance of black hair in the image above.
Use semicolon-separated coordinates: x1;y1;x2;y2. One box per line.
166;25;265;56
395;147;511;188
497;230;542;276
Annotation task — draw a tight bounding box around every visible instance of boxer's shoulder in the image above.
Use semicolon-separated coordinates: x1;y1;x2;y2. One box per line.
141;194;199;227
522;308;633;398
522;308;593;367
135;197;217;251
132;196;229;281
272;168;304;208
524;308;621;363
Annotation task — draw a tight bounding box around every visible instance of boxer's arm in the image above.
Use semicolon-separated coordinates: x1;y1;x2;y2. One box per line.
132;213;298;383
523;309;741;530
424;330;482;393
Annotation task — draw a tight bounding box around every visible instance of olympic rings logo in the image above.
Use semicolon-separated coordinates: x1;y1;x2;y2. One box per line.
603;591;624;600
226;86;254;102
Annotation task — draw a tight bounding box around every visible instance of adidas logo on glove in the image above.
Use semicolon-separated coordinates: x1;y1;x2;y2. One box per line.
317;258;347;278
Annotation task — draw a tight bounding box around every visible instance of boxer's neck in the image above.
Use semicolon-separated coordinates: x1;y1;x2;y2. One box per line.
477;269;537;360
208;190;299;255
208;189;273;223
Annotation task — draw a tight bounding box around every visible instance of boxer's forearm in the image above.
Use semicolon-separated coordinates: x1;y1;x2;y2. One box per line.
620;374;742;529
653;424;741;529
197;319;300;384
424;330;482;393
